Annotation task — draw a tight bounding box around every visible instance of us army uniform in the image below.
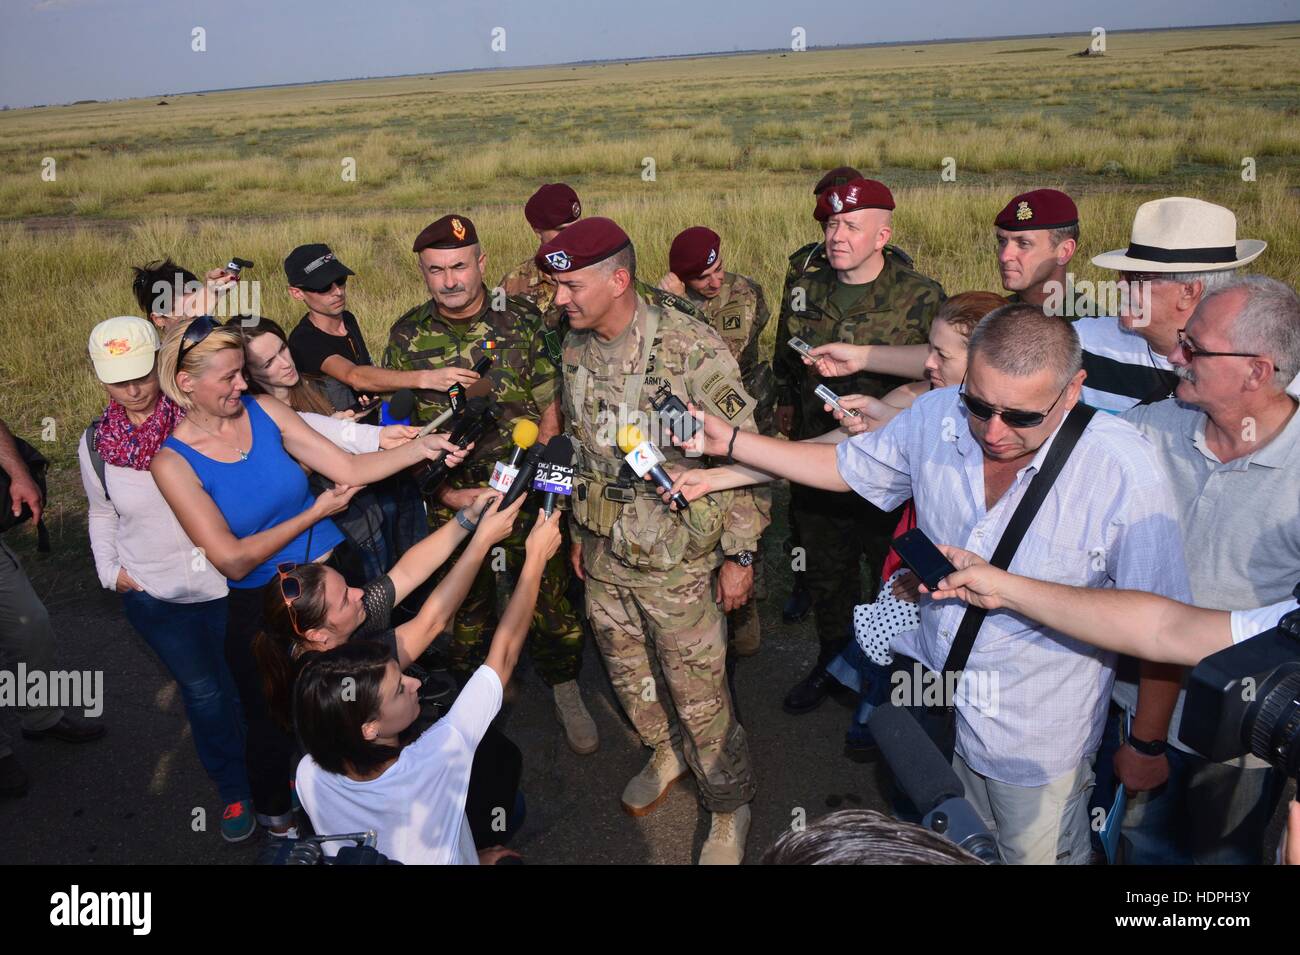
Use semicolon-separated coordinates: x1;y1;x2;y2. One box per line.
564;299;765;811
685;271;776;654
772;244;944;666
383;287;586;685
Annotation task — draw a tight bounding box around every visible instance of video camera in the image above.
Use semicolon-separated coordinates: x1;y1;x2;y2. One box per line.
1180;581;1300;777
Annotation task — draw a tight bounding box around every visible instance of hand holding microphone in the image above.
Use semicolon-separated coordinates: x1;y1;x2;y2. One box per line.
618;425;688;511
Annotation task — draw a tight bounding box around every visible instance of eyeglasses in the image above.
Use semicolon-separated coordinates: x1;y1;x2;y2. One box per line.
959;379;1069;429
276;562;306;636
176;315;221;374
1175;328;1262;361
302;277;347;294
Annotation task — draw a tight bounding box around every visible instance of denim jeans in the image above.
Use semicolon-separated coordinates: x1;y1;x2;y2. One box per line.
120;591;250;806
1089;709;1285;865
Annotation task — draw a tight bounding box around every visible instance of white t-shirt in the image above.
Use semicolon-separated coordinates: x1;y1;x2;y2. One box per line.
296;665;503;865
1230;599;1299;645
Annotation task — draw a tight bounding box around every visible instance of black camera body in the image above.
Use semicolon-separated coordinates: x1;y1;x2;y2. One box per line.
1179;584;1300;776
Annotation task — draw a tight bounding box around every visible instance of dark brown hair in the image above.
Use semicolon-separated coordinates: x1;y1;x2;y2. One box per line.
293;642;400;777
234;315;335;416
251;563;334;731
762;809;984;865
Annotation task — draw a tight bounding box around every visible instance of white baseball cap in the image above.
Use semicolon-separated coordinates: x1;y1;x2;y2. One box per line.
88;316;160;384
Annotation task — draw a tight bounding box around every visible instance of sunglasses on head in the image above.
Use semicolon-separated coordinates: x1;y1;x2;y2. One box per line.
176;315;222;374
276;562;306;636
959;378;1069;429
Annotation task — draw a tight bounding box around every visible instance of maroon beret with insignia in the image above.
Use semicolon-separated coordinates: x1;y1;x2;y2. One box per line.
668;226;721;280
813;177;895;222
524;183;582;231
535;216;631;274
994;189;1079;232
412;214;479;253
813;166;864;196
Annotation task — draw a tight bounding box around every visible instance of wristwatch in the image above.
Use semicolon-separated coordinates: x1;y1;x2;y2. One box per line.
1126;734;1168;757
725;550;756;567
455;509;478;533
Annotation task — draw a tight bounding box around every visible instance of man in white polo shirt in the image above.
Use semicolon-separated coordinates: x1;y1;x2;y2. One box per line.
1094;275;1300;864
1076;197;1265;414
683;304;1190;863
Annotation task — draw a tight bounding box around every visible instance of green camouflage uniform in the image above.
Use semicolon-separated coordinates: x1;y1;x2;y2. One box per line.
562;298;765;812
772;244;945;664
383;286;584;685
686;271;776;649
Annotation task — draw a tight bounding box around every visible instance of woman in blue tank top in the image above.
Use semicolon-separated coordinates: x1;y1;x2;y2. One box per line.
151;318;469;836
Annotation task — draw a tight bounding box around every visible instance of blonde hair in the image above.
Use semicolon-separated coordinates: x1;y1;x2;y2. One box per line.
157;320;246;411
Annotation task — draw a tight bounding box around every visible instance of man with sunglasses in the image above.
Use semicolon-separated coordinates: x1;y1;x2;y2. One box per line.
682;304;1189;863
285;243;472;413
1084;276;1300;865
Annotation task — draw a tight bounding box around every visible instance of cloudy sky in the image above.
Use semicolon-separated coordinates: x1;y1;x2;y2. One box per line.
1;0;1296;108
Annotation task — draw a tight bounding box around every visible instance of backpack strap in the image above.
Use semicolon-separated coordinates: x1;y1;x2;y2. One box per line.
84;419;110;503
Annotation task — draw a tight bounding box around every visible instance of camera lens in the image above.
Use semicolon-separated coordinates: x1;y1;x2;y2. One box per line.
1249;668;1300;776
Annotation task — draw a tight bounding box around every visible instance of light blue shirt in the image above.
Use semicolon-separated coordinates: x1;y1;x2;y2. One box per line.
835;387;1191;786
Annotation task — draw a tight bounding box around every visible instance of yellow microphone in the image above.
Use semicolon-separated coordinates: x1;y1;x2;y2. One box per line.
509;419;540;466
618;425;688;510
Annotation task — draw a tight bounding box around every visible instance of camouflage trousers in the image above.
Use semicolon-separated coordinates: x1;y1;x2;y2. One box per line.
584;564;756;812
433;505;585;686
789;485;903;664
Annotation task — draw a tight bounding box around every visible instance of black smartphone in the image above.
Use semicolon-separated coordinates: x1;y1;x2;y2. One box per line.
891;527;958;592
348;396;381;421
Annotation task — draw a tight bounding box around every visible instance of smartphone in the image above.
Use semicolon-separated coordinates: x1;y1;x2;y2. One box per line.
814;383;861;418
348;396;381;421
787;336;814;358
891;528;958;592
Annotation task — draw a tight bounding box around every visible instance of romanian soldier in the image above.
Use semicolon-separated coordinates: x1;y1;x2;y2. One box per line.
384;213;597;754
771;177;945;714
540;217;765;864
659;226;774;657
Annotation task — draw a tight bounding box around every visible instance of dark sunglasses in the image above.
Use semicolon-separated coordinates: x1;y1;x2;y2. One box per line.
301;276;347;294
1175;328;1263;361
176;315;222;375
276;562;305;636
959;379;1069;429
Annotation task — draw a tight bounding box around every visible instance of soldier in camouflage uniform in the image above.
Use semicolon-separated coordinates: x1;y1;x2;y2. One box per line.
658;226;774;659
384;213;598;755
538;216;765;864
772;177;945;714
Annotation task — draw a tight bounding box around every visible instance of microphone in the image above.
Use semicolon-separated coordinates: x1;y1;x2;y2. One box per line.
867;703;1002;864
497;443;543;511
618;425;687;511
533;435;575;516
415;396;498;493
381;388;415;426
489;420;539;493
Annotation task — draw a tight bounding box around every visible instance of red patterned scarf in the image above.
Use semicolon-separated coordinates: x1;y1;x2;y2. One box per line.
94;395;185;471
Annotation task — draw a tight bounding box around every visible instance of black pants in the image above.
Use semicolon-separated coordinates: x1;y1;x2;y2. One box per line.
790;484;902;665
225;584;297;826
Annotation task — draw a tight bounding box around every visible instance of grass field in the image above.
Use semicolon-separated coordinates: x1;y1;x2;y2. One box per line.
2;21;1299;484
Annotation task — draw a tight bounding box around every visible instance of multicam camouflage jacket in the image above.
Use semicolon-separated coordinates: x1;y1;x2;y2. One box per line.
383;286;559;485
773;244;945;441
685;271;775;434
560;299;769;584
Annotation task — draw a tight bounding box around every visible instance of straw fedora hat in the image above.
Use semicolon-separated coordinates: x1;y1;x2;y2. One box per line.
1092;197;1266;273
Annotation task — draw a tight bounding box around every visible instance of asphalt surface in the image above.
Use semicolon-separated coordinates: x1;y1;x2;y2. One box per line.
1;482;1290;865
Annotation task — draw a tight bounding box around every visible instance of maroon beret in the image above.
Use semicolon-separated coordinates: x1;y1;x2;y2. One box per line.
668;227;721;281
994;189;1078;232
813;178;895;222
412;214;478;253
524;183;582;231
535;216;631;274
813;166;863;196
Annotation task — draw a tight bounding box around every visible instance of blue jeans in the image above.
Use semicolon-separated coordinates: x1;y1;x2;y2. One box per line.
1089;710;1285;865
120;591;251;806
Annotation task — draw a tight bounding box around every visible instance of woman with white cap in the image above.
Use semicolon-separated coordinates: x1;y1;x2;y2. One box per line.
79;316;255;842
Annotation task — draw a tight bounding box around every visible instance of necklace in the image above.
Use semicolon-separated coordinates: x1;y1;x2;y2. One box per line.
187;412;249;461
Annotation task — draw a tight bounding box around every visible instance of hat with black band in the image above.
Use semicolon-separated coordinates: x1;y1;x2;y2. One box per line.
1092;197;1265;273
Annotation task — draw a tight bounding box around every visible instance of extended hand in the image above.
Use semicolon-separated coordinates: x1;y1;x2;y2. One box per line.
421;367;480;393
379;425;419;450
807;341;869;378
670;403;734;458
920;545;1010;609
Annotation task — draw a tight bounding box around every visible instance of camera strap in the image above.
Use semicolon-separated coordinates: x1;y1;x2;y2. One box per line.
940;402;1098;682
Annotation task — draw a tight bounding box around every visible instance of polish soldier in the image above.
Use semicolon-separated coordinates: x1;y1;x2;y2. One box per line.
994;188;1079;307
659;226;774;657
540;217;765;864
771;177;945;714
384;213;597;754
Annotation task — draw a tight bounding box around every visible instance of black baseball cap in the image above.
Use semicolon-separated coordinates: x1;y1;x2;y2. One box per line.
284;243;354;291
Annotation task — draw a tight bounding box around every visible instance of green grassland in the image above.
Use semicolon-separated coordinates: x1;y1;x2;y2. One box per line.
2;21;1299;478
